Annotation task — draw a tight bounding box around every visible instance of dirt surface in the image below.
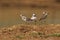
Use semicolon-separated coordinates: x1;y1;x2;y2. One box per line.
0;24;60;40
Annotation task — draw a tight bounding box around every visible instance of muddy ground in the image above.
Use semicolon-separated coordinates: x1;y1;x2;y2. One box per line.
0;24;60;40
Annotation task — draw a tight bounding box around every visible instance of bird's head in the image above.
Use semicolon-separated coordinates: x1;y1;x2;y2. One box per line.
43;12;46;14
32;13;36;16
43;12;48;15
20;14;23;17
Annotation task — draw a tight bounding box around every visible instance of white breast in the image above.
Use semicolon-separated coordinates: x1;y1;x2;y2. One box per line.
31;16;36;20
22;16;27;21
31;13;37;20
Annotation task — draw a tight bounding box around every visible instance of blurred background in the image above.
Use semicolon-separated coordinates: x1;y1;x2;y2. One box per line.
0;0;60;26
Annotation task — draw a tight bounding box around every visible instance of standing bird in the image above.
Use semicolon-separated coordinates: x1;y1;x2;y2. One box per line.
31;13;37;20
20;14;33;24
31;13;37;24
20;14;33;22
20;14;27;22
39;12;48;24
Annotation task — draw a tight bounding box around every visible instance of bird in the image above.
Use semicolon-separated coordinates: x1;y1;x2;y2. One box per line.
30;13;37;24
39;12;48;24
20;14;27;22
20;14;33;24
31;13;37;21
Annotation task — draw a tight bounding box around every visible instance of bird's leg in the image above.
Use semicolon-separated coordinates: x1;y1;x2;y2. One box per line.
34;20;37;25
44;19;47;25
39;20;42;25
41;20;43;25
21;20;23;24
25;21;28;25
41;20;45;24
42;19;46;25
22;21;26;24
39;20;45;25
39;19;42;25
26;21;30;25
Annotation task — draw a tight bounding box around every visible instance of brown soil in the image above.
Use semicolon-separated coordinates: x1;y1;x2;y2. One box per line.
0;24;60;40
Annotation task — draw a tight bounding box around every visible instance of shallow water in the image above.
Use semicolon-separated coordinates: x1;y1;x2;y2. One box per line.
0;7;60;26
